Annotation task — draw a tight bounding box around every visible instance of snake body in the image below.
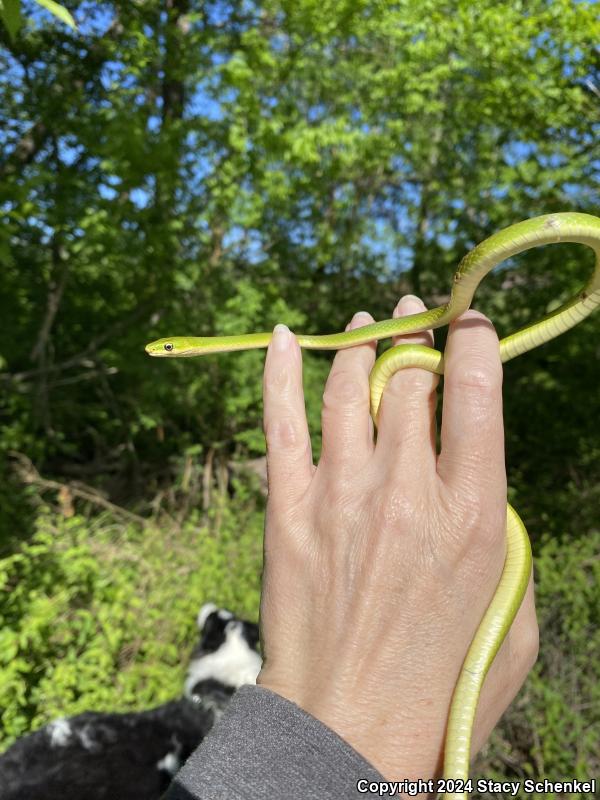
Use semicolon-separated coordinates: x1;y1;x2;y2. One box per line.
146;212;600;798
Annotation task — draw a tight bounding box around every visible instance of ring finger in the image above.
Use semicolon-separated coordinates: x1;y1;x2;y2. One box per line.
374;295;439;474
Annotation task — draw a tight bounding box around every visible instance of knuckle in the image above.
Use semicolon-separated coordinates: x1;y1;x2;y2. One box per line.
325;475;359;510
323;370;369;410
318;479;366;534
264;417;302;450
446;487;483;531
265;509;313;562
442;487;506;550
264;364;293;394
448;361;502;397
387;369;437;397
374;486;418;530
442;445;506;488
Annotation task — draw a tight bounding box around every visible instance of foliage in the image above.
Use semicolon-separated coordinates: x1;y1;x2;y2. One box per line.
0;488;264;746
1;0;598;522
475;529;600;798
0;0;75;40
1;498;598;793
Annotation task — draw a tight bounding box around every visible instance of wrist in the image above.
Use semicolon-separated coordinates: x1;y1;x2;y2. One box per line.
257;670;443;787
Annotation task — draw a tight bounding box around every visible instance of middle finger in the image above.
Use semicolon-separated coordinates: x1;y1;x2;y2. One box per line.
319;311;377;473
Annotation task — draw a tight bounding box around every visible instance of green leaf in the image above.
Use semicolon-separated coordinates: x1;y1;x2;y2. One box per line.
33;0;76;29
1;0;23;39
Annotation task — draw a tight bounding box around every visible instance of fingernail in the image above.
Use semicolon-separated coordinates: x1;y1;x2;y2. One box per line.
348;310;371;329
272;323;291;351
395;295;425;316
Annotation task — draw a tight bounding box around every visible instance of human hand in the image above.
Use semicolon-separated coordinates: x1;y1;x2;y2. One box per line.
256;295;539;783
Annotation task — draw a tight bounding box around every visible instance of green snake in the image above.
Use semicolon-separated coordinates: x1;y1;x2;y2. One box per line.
146;211;600;798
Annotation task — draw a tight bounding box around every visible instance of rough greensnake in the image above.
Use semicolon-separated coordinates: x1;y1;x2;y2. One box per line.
146;211;600;798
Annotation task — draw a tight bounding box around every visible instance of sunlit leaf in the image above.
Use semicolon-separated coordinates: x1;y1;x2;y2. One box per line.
33;0;76;29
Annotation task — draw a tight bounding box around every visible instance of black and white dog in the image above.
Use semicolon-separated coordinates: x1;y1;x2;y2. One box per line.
0;603;262;800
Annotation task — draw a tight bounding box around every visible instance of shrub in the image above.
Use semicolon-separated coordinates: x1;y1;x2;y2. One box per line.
1;496;598;796
0;495;263;748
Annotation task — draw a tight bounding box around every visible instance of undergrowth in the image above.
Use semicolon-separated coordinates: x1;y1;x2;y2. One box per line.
0;491;598;799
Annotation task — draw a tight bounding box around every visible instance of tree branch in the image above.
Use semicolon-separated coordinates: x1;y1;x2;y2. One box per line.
10;451;146;526
0;120;49;181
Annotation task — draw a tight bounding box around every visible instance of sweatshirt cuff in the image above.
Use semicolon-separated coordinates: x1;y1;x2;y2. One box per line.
165;683;386;799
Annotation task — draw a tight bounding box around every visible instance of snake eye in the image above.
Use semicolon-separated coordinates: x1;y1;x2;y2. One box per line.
164;342;174;352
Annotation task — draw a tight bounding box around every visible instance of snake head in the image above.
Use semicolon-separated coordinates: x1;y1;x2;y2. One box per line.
145;338;177;357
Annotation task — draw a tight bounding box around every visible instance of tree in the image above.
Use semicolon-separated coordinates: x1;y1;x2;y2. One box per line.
0;0;598;534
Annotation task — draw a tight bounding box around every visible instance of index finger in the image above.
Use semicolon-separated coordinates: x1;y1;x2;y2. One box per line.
263;324;313;508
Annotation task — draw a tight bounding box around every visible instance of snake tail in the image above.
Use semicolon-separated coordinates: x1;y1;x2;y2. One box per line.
442;505;532;799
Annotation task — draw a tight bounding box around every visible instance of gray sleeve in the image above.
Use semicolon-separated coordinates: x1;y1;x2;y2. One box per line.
164;684;386;799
